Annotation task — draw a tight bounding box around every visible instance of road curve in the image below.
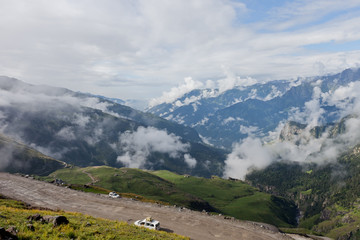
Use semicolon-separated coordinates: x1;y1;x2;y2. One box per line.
0;172;293;240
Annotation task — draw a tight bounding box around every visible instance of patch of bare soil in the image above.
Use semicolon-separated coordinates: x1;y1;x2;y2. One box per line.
0;172;296;240
81;170;99;185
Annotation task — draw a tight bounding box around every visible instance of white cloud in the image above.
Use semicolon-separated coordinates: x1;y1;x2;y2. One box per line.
84;128;103;146
73;114;90;127
324;81;360;116
268;0;360;31
217;66;258;93
239;125;259;135
0;144;14;170
56;127;76;141
288;86;325;127
223;117;235;125
263;85;283;101
1;1;360;102
149;77;203;107
79;97;113;113
184;153;197;168
304;86;325;128
116;126;189;168
224;79;360;180
224;138;272;180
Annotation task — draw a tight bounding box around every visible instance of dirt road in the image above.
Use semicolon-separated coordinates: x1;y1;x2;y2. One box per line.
0;172;295;240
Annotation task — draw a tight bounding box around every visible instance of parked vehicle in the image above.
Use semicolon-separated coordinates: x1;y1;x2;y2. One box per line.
134;217;160;230
108;191;120;198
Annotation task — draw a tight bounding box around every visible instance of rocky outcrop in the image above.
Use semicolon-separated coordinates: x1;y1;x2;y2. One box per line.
27;214;69;227
279;121;307;142
0;227;18;240
42;215;69;227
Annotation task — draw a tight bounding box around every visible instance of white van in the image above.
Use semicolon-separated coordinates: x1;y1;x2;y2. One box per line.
134;217;160;230
108;192;120;198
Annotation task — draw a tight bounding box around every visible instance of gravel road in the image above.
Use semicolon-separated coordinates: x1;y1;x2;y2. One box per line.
0;172;297;240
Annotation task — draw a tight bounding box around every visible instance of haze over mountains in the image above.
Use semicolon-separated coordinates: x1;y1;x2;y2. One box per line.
1;68;360;180
2;68;360;238
148;68;360;178
147;68;360;237
0;76;225;177
149;68;360;147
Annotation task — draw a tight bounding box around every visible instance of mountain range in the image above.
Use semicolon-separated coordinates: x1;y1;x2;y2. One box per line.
148;68;360;149
0;76;225;177
2;68;360;238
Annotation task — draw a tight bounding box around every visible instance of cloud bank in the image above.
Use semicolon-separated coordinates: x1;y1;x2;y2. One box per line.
149;77;203;107
150;68;259;106
224;80;360;179
1;0;360;101
116;126;190;168
0;142;14;170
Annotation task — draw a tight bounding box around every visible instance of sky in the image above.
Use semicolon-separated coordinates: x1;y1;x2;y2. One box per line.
1;0;360;104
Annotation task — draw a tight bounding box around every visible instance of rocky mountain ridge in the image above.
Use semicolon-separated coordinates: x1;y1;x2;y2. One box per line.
148;68;360;149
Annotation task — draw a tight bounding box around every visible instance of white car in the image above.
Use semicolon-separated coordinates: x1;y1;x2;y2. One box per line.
108;191;120;198
134;217;160;230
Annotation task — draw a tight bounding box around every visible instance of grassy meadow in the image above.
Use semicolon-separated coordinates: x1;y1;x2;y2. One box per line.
46;166;297;227
0;195;188;240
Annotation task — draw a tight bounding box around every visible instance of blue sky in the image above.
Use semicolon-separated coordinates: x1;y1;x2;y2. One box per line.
0;0;360;106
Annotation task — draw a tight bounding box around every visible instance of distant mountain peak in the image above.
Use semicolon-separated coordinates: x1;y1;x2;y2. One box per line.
148;68;360;149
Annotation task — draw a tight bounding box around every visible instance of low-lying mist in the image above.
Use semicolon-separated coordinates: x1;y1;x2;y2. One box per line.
0;76;201;172
224;80;360;179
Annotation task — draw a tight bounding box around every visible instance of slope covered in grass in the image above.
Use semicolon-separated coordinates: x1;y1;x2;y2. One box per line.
49;166;216;212
153;170;297;227
246;143;360;238
0;134;65;176
0;195;188;240
48;166;297;227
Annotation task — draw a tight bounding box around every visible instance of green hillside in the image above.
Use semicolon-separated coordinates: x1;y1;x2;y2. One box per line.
246;144;360;238
0;195;188;240
48;166;297;227
153;170;297;227
48;166;216;212
0;134;65;176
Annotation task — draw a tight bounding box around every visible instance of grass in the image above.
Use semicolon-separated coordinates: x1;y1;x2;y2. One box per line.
300;189;312;195
279;227;317;235
0;195;189;240
47;167;92;185
153;170;297;227
47;167;297;227
153;170;256;209
49;166;213;211
0;134;65;176
298;214;321;229
311;204;360;239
